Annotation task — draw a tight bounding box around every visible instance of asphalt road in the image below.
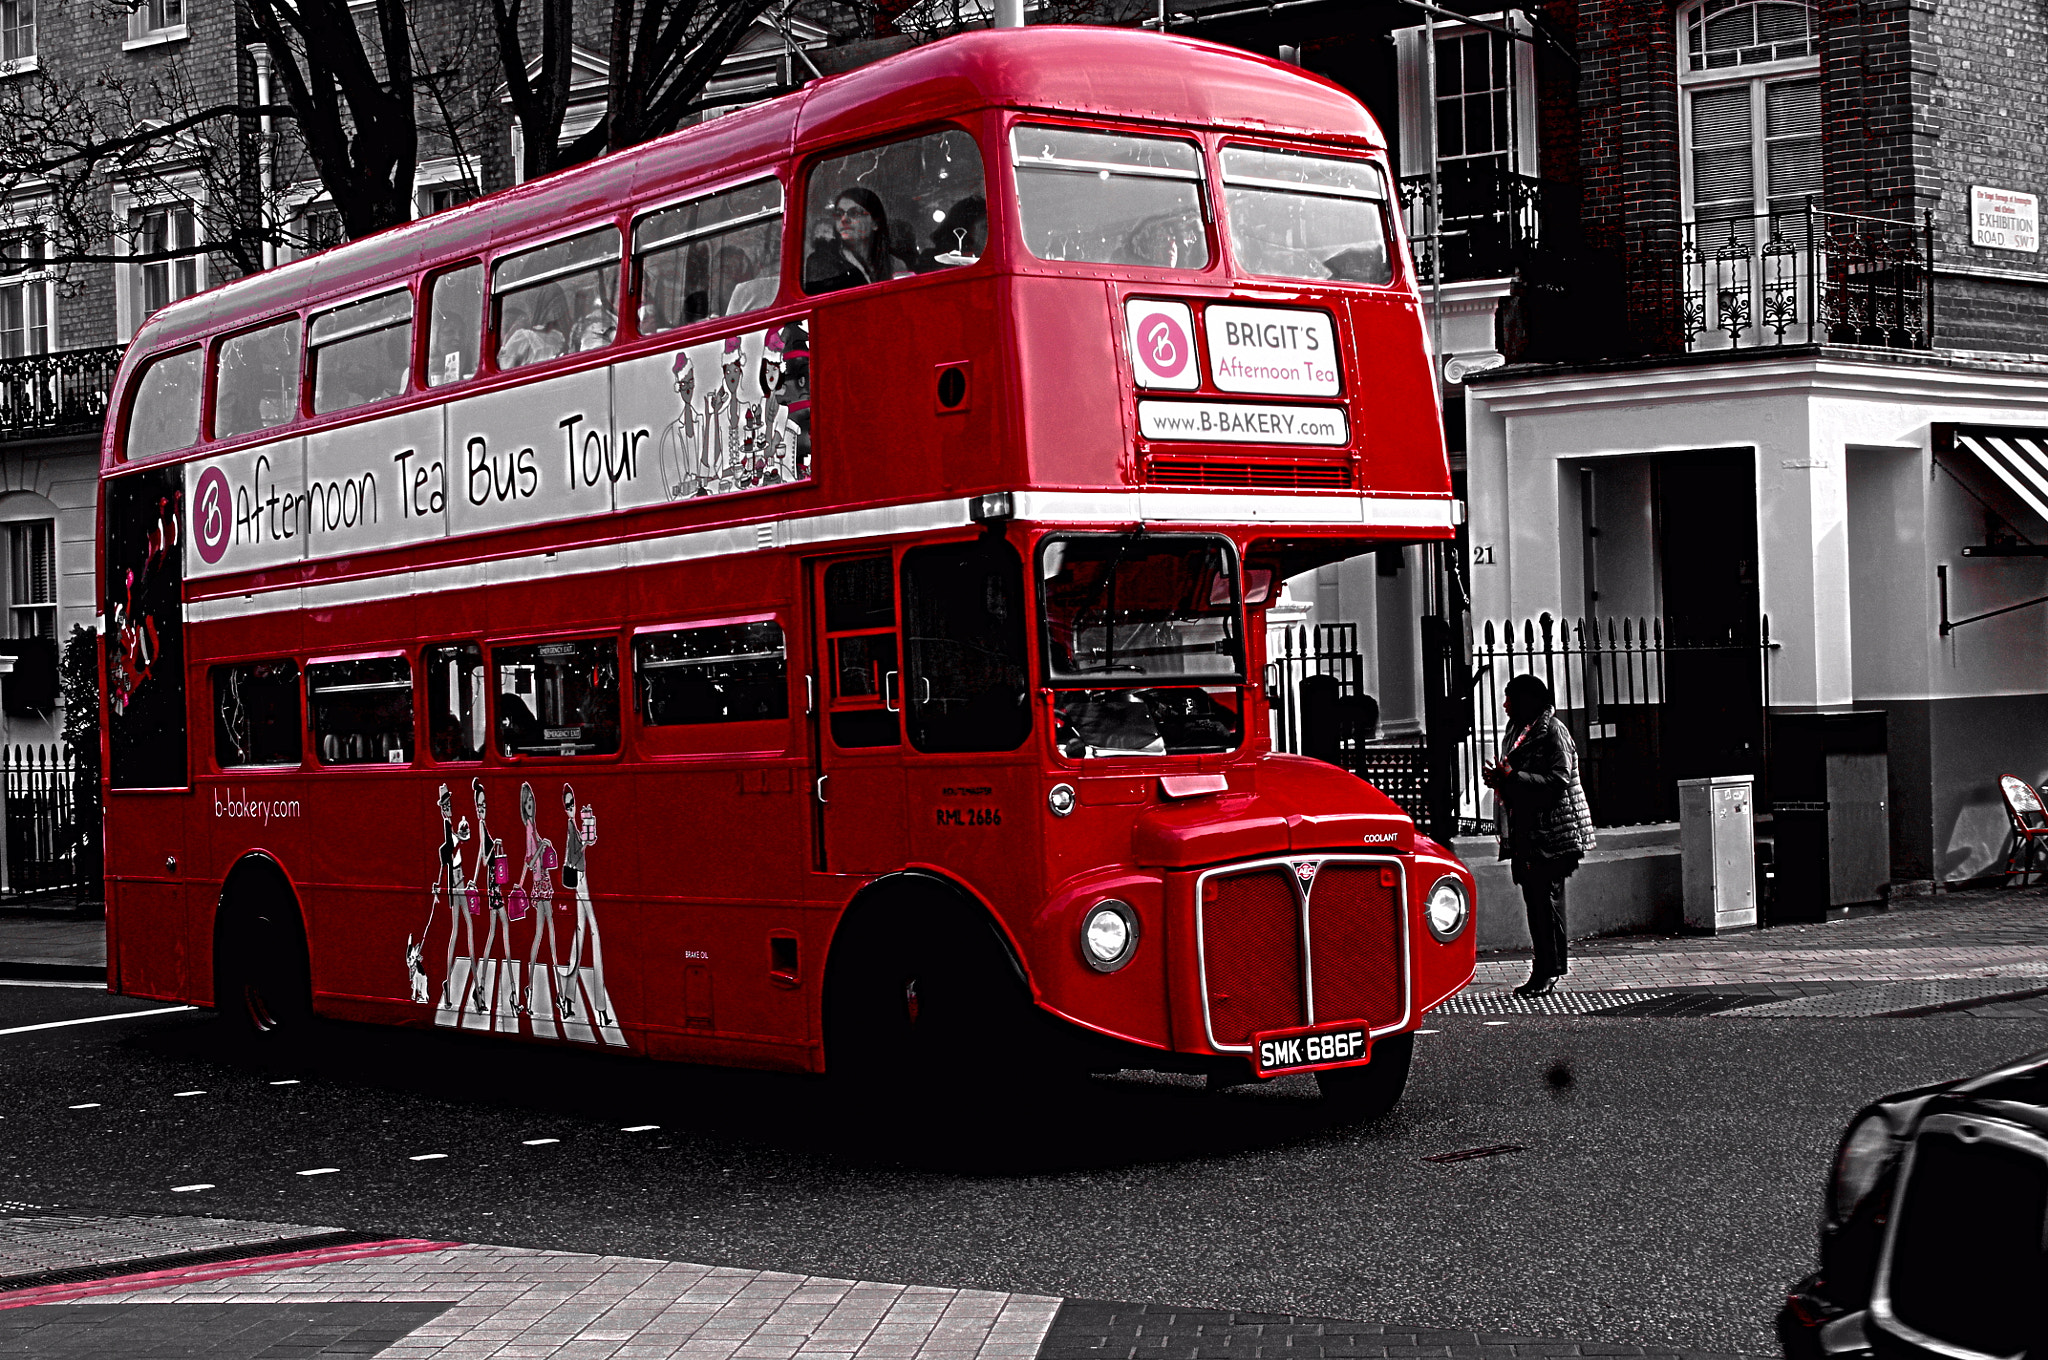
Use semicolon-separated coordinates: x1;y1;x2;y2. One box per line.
3;980;2044;1355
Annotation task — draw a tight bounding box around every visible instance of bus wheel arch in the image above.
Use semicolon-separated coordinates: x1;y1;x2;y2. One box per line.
821;870;1039;1082
212;853;315;1039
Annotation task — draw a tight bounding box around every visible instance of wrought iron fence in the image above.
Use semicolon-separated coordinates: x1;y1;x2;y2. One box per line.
1400;163;1580;284
1680;202;1933;351
1267;622;1429;825
0;345;125;441
3;744;90;897
1456;614;1776;834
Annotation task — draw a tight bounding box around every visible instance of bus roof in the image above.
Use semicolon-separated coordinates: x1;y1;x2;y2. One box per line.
120;27;1382;370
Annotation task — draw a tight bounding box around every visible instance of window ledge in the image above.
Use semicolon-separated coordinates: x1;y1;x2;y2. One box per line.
0;55;41;79
122;26;190;52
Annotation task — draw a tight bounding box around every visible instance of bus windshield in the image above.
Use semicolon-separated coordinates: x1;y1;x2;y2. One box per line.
1220;146;1391;284
1010;125;1210;269
1040;535;1244;758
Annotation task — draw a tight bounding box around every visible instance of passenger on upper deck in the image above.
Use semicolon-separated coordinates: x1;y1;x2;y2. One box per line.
498;285;570;369
805;188;905;293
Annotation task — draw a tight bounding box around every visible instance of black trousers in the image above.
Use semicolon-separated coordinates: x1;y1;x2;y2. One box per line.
1516;859;1571;980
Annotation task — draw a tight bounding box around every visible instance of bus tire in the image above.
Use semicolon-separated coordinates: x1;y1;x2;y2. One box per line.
823;882;1039;1103
1316;1031;1413;1122
214;864;314;1042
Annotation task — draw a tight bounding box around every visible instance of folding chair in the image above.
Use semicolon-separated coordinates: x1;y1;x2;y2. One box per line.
1999;775;2048;885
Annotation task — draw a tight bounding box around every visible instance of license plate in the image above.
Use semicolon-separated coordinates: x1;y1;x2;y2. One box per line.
1252;1022;1371;1077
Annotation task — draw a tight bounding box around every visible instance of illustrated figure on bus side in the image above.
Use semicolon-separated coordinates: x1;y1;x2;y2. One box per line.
656;355;699;500
514;781;562;1021
556;782;615;1033
415;783;473;1009
467;777;516;1024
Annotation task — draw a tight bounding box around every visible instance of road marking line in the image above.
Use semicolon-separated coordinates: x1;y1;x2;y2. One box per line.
521;1138;560;1145
409;1153;447;1161
68;1103;101;1110
1416;1029;1440;1034
297;1168;340;1176
1483;1020;1509;1026
0;1006;194;1037
174;1090;206;1097
269;1079;300;1085
171;1184;215;1193
0;979;107;990
621;1124;659;1132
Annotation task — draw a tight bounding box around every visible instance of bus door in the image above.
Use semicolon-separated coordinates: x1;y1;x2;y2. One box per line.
811;555;906;874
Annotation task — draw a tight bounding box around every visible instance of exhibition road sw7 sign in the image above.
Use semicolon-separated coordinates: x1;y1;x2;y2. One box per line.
1972;185;2039;252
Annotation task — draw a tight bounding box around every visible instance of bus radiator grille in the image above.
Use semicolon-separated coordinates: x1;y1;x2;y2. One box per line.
1147;458;1353;489
1201;867;1307;1046
1304;865;1406;1030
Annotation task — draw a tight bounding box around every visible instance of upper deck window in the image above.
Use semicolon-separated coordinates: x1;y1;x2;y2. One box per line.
124;347;202;459
1010;126;1210;270
494;227;619;369
1220;147;1392;285
636;179;784;333
426;263;483;388
308;290;412;416
214;318;301;438
803;129;986;296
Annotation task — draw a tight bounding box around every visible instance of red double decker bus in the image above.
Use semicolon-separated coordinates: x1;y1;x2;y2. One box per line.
99;25;1474;1116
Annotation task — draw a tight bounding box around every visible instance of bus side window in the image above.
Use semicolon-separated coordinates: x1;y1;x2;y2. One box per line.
901;539;1030;754
492;638;621;757
821;557;898;749
634;179;783;335
214;318;301;438
803;128;986;296
426;642;487;761
494;228;619;369
125;348;203;459
635;620;788;726
426;263;483;388
308;289;413;415
308;655;414;766
213;659;303;769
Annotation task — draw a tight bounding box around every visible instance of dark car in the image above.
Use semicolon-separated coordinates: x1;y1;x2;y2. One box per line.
1780;1047;2048;1360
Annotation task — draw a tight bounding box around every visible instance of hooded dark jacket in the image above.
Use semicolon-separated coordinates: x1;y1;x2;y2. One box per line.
1494;707;1597;870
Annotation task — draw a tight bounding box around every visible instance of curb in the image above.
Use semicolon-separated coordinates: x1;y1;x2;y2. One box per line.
0;961;106;983
0;1238;460;1309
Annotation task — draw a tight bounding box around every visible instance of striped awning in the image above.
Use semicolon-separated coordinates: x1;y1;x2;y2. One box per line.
1947;425;2048;523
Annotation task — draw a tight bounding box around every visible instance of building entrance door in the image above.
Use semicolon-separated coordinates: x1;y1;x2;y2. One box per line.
1655;450;1764;786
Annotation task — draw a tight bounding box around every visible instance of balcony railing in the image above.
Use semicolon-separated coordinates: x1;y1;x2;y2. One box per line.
1681;203;1933;352
0;345;125;441
1400;163;1580;284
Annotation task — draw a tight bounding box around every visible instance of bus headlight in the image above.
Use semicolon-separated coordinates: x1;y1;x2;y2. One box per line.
1424;876;1469;943
1081;900;1138;971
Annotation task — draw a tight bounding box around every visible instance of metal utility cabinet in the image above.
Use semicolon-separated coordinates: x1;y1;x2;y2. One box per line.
1679;774;1757;932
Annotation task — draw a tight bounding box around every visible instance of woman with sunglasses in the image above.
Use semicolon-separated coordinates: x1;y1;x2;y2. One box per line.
805;186;903;294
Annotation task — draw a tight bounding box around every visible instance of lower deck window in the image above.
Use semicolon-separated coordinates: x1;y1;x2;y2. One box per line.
213;659;303;768
427;642;487;761
635;621;787;725
494;638;620;757
308;656;414;765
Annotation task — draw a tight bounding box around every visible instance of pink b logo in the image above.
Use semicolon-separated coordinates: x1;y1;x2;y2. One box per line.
193;467;231;565
1137;312;1190;380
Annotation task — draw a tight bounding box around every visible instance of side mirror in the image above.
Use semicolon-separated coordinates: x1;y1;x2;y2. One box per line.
1211;568;1276;606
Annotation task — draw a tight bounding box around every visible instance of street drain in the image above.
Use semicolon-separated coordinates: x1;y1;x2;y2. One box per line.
1422;1143;1525;1164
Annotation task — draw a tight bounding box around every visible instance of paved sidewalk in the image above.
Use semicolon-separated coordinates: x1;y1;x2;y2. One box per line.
0;917;104;979
1453;885;2048;1016
0;1215;1765;1360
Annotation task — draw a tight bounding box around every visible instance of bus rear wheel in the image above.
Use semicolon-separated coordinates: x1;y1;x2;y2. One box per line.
216;880;314;1042
1315;1031;1413;1122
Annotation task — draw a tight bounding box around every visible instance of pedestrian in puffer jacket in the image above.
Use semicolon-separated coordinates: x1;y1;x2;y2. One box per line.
1481;673;1596;996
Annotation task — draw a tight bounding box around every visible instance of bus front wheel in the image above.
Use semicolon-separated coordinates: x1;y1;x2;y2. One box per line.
216;878;314;1041
1315;1031;1413;1122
